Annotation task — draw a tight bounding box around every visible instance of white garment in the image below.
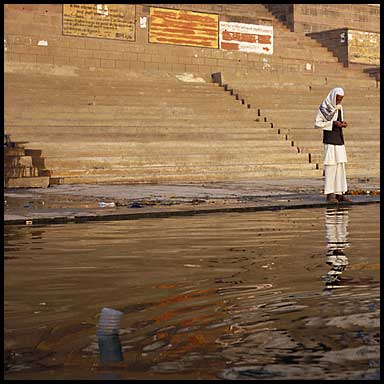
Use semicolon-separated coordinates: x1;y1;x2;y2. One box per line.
324;144;347;165
318;87;344;121
314;87;344;130
314;104;343;131
324;163;348;195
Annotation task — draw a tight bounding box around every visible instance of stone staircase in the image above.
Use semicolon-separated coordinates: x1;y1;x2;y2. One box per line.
262;4;293;31
216;4;380;181
221;70;379;179
4;71;320;184
3;3;379;185
4;134;62;188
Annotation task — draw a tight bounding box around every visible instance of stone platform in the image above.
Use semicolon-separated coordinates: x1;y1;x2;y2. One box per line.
4;177;380;225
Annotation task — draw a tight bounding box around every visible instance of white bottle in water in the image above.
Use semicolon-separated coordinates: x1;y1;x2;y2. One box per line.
98;202;116;208
97;307;123;336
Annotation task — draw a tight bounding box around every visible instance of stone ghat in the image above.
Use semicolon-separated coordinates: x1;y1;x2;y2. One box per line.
4;4;380;185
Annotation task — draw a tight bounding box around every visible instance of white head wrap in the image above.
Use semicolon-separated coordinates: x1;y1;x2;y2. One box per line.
319;87;344;121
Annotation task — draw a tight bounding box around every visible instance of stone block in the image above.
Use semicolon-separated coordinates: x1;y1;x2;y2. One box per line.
115;60;130;70
144;62;159;71
36;55;54;64
69;56;85;66
137;53;152;62
53;56;70;65
18;53;36;63
19;156;33;167
158;63;173;72
84;58;101;68
5;176;50;188
31;156;45;168
49;177;64;185
171;63;186;72
38;169;52;177
150;54;166;64
4;53;20;62
24;149;42;156
100;59;115;69
177;56;192;64
77;48;95;58
121;52;138;61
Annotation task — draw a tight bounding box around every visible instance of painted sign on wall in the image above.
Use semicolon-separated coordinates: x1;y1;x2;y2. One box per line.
149;7;219;48
348;30;380;65
63;4;135;41
219;21;273;55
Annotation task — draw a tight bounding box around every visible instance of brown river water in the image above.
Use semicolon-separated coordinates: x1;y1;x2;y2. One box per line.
4;204;380;380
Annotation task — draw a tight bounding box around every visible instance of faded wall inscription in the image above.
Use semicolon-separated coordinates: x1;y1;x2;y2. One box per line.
348;30;380;65
63;4;135;41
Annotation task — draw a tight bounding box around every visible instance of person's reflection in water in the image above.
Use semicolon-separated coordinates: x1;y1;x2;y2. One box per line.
322;207;350;289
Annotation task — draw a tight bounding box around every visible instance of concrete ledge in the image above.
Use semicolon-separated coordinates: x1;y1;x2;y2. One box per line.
4;194;379;226
5;176;50;189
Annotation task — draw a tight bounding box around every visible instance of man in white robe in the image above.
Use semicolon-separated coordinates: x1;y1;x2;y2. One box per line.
314;87;352;203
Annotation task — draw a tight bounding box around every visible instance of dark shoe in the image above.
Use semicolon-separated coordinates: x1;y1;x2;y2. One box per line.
326;193;339;203
336;194;352;203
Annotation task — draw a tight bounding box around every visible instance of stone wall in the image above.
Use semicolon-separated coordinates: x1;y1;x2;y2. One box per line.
4;4;277;80
262;4;294;31
262;4;380;34
294;4;380;34
307;28;380;67
348;29;380;66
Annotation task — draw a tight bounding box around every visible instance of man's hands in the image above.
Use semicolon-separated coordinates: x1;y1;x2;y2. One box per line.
333;121;348;128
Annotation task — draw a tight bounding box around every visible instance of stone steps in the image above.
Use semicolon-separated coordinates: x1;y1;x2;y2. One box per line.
59;168;321;185
5;176;50;188
55;161;318;175
4;133;289;142
45;165;317;182
5;72;375;91
22;141;301;155
310;152;380;162
293;141;379;153
229;76;377;89
44;153;311;170
4;3;379;185
7;93;379;108
6;120;277;129
285;131;380;140
6;126;279;136
4;136;53;188
260;109;379;120
53;164;321;183
283;131;379;142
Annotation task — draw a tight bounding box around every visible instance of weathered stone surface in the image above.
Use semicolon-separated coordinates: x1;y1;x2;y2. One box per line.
266;4;380;34
3;4;380;185
5;176;50;189
308;29;380;67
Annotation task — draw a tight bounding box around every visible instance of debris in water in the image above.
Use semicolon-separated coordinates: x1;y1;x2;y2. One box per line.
98;202;116;208
130;202;142;208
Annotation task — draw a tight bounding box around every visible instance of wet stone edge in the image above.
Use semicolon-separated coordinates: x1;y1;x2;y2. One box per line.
4;198;380;226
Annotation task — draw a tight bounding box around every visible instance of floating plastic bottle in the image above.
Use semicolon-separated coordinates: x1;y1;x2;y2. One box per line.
96;307;123;336
98;202;116;208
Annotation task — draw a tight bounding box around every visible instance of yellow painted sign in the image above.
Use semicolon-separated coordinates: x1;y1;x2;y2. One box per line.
348;30;380;65
149;7;219;48
63;4;135;41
